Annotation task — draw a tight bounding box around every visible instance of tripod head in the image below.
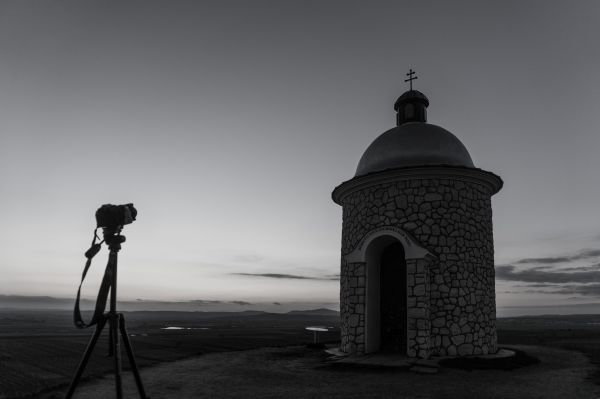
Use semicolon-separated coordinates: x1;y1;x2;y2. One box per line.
102;227;126;252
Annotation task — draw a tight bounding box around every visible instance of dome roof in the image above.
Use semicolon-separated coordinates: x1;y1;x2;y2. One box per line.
355;122;475;177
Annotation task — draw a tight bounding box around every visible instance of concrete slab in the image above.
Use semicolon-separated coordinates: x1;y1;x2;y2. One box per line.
328;350;413;368
325;347;517;369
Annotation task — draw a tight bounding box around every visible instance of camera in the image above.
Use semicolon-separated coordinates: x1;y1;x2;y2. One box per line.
95;203;137;229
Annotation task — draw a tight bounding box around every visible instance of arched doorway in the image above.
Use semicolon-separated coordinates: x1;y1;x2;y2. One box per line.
365;236;408;354
346;227;432;356
380;242;407;353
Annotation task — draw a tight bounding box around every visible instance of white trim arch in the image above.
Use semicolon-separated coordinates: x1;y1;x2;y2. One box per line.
344;226;433;263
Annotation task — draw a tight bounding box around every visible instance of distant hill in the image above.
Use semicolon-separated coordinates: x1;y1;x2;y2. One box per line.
5;295;600;317
287;308;339;316
0;295;339;314
497;313;600;330
0;295;78;309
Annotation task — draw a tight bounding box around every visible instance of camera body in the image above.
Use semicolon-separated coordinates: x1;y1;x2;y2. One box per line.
95;203;137;229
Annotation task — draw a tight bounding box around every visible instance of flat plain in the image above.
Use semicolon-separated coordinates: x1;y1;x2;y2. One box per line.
0;309;340;399
1;310;600;399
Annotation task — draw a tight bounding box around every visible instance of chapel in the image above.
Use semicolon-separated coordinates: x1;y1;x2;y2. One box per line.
332;74;503;358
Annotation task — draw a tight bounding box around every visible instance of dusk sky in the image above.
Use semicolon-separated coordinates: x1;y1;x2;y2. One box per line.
1;1;599;315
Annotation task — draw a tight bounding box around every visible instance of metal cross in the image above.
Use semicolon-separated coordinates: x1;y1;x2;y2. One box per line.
404;69;418;90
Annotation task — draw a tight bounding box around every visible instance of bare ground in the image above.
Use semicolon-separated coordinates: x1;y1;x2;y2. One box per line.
41;344;600;399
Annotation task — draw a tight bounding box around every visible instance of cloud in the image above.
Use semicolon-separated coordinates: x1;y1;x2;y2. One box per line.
499;264;600;298
229;300;252;306
504;284;600;297
554;284;600;297
516;249;600;265
526;266;554;271
272;302;282;305
514;283;556;288
515;284;600;298
233;273;313;279
232;273;337;281
516;256;571;264
566;264;600;272
496;264;600;284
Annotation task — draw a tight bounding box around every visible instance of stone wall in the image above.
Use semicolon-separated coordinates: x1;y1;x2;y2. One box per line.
339;177;497;357
406;258;431;358
340;262;365;354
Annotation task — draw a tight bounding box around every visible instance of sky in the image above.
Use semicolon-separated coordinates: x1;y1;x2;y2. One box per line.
1;1;599;315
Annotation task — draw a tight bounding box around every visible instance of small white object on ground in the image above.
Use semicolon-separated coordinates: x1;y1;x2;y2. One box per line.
305;326;328;344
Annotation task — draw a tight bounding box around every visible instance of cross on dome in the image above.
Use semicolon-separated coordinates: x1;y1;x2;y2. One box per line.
404;69;418;90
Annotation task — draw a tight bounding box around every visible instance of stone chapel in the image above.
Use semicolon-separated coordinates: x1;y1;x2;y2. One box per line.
332;82;503;358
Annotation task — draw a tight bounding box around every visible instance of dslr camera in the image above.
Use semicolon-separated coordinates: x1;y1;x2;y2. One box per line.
95;203;137;229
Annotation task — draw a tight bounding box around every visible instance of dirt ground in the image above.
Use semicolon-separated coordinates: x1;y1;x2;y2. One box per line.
43;345;600;399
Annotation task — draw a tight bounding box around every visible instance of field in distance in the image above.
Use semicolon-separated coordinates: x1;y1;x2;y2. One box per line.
1;311;600;399
0;309;340;399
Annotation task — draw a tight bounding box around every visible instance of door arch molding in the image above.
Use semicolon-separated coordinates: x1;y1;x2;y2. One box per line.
344;226;433;263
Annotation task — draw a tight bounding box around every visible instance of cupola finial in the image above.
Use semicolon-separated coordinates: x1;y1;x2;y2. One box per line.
404;68;418;91
394;70;429;126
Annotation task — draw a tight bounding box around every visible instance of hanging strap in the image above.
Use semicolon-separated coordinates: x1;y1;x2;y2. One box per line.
73;229;112;328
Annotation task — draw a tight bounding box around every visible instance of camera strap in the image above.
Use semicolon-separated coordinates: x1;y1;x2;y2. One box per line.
73;229;112;328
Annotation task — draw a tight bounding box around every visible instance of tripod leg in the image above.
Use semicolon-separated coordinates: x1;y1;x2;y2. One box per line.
64;317;107;399
108;318;114;356
110;313;124;399
119;314;149;399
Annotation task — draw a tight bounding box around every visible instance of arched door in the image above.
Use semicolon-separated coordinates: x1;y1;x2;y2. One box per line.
380;242;407;353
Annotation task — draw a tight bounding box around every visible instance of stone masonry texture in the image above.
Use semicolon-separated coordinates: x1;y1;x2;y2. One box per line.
339;177;497;358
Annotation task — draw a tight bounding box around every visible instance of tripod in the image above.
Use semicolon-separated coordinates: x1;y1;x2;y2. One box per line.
65;231;149;399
